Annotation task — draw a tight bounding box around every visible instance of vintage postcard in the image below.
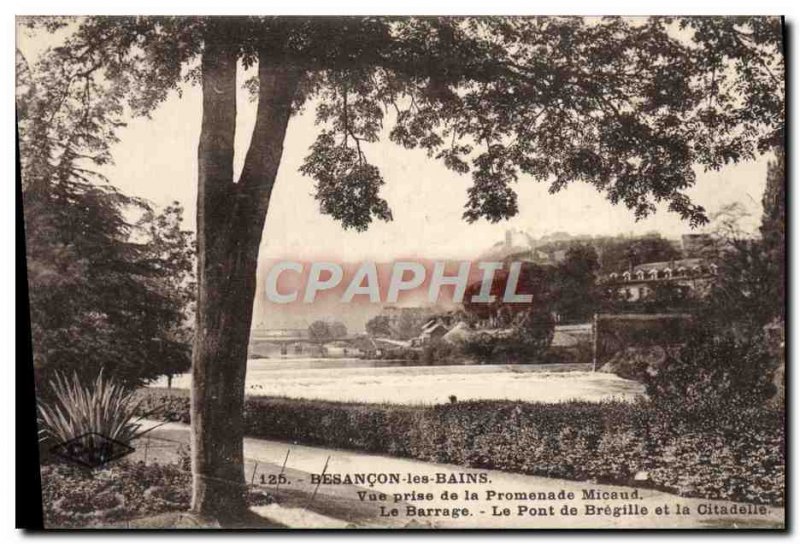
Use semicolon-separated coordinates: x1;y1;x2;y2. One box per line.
16;15;785;530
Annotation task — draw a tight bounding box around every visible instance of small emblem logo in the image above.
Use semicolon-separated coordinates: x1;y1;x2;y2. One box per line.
51;433;135;468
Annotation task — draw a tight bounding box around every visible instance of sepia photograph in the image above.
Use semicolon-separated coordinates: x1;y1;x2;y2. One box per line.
14;12;786;530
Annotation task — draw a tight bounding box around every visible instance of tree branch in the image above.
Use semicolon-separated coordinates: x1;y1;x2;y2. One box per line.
236;52;301;215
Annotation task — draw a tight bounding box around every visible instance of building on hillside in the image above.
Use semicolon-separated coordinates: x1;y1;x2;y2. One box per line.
602;258;718;302
480;229;538;262
419;319;449;342
407;313;459;346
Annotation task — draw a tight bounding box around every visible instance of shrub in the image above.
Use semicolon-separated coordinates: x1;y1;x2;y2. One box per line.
461;312;555;363
38;371;149;450
135;387;190;423
645;328;777;415
461;332;499;359
41;458;274;528
135;388;784;505
504;308;555;357
420;340;459;365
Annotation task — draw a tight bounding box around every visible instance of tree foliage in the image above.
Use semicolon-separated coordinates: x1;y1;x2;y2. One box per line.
761;147;785;254
329;320;348;339
551;244;600;322
760;146;786;318
136;203;196;380
18;48;195;392
701;153;785;334
461;263;555;360
365;314;393;337
645;328;776;415
307;320;332;343
20;16;784;232
307;319;347;342
705;238;782;335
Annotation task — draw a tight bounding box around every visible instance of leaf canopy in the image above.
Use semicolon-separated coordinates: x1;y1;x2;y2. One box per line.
20;16;784;230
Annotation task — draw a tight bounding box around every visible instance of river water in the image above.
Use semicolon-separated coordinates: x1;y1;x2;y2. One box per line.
149;358;644;405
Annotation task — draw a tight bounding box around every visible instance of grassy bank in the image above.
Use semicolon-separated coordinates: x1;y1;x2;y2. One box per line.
136;387;784;507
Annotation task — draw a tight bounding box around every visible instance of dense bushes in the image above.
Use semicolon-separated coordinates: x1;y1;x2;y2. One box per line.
460;314;556;362
420;340;460;365
42;459;273;528
42;461;192;528
135;388;784;506
645;328;778;415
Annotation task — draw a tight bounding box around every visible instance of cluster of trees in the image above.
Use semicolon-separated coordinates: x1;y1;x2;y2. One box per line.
307;320;347;342
18;51;195;395
698;152;785;334
646;148;786;414
597;236;682;274
458;261;561;360
364;314;393;338
536;233;681;275
531;233;710;317
365;311;428;340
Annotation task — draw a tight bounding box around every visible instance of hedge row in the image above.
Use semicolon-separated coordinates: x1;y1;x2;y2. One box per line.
135;388;784;506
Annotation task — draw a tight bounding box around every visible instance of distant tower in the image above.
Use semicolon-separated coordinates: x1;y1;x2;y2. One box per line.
505;230;512;249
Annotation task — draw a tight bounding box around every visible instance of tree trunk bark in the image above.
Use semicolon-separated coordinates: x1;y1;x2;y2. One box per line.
190;40;300;518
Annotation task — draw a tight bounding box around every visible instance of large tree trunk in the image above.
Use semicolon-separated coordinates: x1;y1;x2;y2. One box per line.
190;38;300;518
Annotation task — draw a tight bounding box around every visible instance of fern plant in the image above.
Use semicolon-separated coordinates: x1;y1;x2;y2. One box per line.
37;370;152;449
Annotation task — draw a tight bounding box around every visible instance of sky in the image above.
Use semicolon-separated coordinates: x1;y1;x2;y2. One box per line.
16;20;777;330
